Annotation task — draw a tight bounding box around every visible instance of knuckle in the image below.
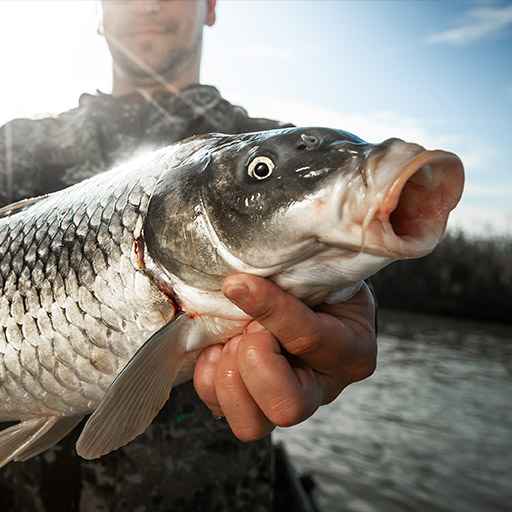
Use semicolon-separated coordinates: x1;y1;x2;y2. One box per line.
194;377;221;411
250;286;285;321
267;396;309;427
240;334;275;365
217;367;240;390
252;296;277;322
205;402;223;416
287;331;322;357
321;386;343;405
193;365;216;401
351;351;377;382
193;373;210;397
242;345;261;368
365;354;378;377
233;423;273;443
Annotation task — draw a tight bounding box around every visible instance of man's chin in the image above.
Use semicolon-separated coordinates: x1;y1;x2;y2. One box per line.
111;45;195;84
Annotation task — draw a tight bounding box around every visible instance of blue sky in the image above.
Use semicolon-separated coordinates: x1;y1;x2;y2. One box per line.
0;0;510;235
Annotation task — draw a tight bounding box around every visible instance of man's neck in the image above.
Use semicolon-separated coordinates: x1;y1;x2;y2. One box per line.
111;61;200;98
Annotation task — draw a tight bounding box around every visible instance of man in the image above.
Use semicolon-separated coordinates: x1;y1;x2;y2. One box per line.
0;1;376;510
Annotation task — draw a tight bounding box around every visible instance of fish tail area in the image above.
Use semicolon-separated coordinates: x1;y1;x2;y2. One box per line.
0;416;83;468
76;317;190;460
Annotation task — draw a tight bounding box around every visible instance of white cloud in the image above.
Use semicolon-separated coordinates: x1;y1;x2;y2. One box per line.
427;4;512;45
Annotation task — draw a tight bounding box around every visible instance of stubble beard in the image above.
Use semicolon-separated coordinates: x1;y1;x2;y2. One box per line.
111;36;202;87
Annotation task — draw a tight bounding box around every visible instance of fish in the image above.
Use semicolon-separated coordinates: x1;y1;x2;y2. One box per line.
0;127;464;466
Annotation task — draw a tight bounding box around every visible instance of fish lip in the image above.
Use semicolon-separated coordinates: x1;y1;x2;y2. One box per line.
377;149;465;257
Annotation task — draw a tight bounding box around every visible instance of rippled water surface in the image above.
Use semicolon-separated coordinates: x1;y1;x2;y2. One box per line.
274;310;512;512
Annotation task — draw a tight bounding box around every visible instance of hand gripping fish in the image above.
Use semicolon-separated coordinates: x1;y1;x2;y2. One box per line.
0;127;464;466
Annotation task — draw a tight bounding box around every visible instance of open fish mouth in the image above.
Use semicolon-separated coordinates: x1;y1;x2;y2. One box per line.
375;150;465;257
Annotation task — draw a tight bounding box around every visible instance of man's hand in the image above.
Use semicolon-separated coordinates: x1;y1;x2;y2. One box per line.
193;274;377;441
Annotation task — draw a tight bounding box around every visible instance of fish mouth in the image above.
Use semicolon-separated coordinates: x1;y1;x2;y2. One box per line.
377;150;464;257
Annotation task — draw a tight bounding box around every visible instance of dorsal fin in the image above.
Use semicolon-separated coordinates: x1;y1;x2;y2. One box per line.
0;194;49;219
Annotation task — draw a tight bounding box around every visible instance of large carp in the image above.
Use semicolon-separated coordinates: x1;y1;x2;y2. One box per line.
0;127;464;466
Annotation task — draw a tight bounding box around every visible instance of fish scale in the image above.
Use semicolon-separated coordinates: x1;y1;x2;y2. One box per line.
0;152;176;422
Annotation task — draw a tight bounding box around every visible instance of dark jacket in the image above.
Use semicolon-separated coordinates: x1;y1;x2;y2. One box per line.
0;84;292;512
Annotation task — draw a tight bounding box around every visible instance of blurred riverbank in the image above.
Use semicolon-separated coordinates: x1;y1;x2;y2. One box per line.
275;309;512;512
371;231;512;324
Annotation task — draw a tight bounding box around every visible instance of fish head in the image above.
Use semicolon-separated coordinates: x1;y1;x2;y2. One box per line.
201;127;464;275
146;127;464;300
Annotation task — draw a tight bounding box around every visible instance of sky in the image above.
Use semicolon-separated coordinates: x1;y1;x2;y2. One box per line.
0;0;510;236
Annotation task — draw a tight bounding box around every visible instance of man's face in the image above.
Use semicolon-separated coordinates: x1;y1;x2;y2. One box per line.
101;0;215;80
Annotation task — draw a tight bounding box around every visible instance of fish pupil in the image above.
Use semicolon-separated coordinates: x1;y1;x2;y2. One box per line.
254;162;271;179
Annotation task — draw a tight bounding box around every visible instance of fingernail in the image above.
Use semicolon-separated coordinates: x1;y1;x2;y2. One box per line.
246;321;265;334
224;279;250;306
207;346;222;363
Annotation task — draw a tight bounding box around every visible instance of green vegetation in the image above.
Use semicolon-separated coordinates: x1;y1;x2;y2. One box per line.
371;231;512;324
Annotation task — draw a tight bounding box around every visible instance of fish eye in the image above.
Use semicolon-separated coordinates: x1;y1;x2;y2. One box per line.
247;156;275;180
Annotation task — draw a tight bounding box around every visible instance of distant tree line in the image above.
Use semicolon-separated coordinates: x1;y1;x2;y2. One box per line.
371;231;512;324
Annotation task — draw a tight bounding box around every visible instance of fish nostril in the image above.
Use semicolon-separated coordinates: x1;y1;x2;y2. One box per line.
297;134;321;151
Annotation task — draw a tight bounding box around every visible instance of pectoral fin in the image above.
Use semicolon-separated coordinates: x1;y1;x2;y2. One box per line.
76;315;192;460
0;415;83;468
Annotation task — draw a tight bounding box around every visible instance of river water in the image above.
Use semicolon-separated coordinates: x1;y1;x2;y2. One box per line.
274;310;512;512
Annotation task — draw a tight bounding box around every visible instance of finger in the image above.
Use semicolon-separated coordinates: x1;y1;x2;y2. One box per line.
237;331;323;427
214;336;274;441
223;274;372;376
194;345;223;417
317;282;376;338
223;274;320;355
316;283;377;384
